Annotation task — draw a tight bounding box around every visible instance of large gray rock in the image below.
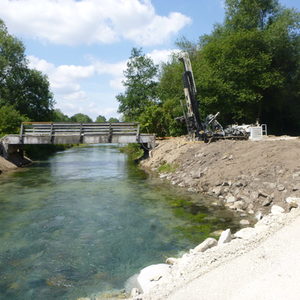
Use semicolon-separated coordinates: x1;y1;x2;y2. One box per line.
194;238;217;252
136;264;171;293
218;229;232;245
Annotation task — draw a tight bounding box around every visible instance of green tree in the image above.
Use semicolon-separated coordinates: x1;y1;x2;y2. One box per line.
51;109;70;122
108;117;119;122
70;113;92;123
95;115;106;122
0;105;28;136
0;19;54;121
116;48;159;121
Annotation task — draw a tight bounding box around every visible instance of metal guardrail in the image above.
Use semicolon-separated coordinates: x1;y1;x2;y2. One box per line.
20;122;140;143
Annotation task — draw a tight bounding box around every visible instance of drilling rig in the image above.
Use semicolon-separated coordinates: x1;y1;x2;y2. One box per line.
178;52;248;142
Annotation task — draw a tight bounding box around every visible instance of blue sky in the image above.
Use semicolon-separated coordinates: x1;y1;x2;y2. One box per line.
0;0;299;120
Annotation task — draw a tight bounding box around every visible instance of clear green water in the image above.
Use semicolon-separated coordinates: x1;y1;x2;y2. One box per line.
0;145;243;299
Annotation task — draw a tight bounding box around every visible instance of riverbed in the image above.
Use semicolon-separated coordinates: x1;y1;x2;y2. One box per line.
0;145;243;299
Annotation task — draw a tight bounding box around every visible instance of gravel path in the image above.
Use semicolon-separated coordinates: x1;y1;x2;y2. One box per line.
168;210;300;300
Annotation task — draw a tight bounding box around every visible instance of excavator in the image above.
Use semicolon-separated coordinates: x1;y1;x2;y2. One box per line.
177;52;249;142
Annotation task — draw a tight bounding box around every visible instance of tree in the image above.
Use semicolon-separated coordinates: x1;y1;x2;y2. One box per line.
225;0;280;31
51;109;70;122
196;0;300;133
70;113;92;123
108;117;119;122
116;48;159;121
0;19;54;121
0;105;29;136
95;115;106;122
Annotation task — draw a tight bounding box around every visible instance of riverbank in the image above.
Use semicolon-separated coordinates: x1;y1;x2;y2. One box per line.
0;155;32;174
126;136;300;299
0;156;19;173
141;136;300;217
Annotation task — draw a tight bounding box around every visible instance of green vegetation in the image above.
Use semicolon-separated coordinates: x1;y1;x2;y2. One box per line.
0;105;29;137
95;115;107;122
119;143;144;161
0;19;54;136
70;113;93;123
108;117;119;123
116;0;300;135
158;162;179;173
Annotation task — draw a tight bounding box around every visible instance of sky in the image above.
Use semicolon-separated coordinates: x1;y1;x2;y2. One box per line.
0;0;299;121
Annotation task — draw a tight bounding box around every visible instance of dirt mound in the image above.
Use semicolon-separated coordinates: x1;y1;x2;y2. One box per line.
141;137;300;216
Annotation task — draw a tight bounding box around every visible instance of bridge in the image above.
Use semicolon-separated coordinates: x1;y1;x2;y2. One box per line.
0;122;156;162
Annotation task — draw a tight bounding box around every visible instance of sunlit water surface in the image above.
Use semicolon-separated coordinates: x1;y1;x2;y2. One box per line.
0;145;243;299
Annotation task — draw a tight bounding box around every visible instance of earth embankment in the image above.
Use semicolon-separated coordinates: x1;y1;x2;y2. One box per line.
0;156;18;174
141;136;300;216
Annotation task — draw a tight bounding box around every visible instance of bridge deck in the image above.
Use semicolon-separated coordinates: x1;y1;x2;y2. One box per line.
0;122;156;160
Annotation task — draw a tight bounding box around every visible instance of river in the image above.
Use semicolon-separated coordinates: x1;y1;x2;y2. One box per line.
0;145;243;299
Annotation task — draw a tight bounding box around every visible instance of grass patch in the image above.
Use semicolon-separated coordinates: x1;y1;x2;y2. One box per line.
158;162;178;173
119;143;144;161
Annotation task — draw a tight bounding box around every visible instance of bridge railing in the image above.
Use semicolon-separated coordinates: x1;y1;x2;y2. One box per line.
21;122;140;137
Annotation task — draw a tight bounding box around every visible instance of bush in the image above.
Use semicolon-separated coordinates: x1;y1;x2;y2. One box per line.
0;105;29;137
119;143;144;161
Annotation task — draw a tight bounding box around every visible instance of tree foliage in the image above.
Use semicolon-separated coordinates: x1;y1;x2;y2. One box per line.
116;48;159;121
95;115;107;122
70;113;92;123
0;105;29;136
196;0;300;133
51;109;70;122
0;19;55;136
108;117;119;122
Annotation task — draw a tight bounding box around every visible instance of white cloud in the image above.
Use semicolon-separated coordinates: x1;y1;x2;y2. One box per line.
27;48;180;118
0;0;191;46
28;55;125;118
147;48;180;65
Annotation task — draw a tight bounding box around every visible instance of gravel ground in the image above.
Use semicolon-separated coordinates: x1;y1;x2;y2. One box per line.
135;207;300;300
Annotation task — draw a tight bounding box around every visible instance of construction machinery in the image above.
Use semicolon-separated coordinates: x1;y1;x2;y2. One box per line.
178;52;249;142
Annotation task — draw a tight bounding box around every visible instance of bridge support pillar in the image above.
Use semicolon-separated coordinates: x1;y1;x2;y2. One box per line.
0;143;25;166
